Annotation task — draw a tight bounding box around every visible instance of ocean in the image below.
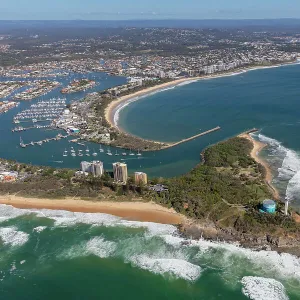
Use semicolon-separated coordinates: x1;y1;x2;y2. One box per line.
3;65;300;210
0;204;299;299
118;64;300;209
1;65;300;299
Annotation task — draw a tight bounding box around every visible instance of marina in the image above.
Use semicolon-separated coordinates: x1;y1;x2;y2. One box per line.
12;124;51;132
13;98;67;123
19;134;69;148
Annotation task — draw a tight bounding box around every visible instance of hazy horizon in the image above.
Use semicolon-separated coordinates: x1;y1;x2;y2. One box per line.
1;0;300;20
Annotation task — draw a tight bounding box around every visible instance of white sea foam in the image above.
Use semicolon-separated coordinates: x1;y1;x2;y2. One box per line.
0;204;33;223
286;170;300;202
86;237;116;258
60;236;116;260
176;79;199;87
2;204;300;285
33;226;47;233
129;255;202;281
160;232;300;283
257;133;300;202
186;238;300;282
0;227;29;247
241;276;289;300
0;204;178;236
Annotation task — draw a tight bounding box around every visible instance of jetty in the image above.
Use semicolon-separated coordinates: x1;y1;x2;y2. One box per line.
164;126;221;149
20;134;69;148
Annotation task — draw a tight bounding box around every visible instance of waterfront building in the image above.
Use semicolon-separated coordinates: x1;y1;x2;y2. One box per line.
80;161;104;177
80;161;92;173
91;161;104;177
134;172;148;185
113;162;128;183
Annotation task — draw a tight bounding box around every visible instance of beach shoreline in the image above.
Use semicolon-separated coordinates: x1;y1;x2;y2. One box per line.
239;133;280;200
105;61;298;136
0;194;184;225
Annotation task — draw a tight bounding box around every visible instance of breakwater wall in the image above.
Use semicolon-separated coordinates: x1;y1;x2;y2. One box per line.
163;126;221;149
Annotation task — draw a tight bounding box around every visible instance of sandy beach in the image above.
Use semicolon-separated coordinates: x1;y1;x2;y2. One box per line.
105;62;297;132
105;74;245;130
239;133;280;200
0;194;184;225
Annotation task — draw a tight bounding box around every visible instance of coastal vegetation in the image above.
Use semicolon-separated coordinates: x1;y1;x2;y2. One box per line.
150;137;300;236
1;137;300;251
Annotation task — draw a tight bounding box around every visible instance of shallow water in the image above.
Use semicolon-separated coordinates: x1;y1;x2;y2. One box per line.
0;204;299;299
118;64;300;207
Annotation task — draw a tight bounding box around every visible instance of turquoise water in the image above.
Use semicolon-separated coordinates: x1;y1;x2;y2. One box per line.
0;204;299;299
118;64;300;208
2;66;300;299
4;64;300;199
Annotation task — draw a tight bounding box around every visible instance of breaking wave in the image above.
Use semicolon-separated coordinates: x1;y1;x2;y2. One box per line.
60;237;117;260
129;256;202;281
0;227;29;247
256;133;300;203
33;226;47;233
1;203;300;293
241;276;289;300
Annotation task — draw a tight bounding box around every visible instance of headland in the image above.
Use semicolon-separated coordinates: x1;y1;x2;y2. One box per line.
238;131;280;200
100;61;297;151
1;133;300;256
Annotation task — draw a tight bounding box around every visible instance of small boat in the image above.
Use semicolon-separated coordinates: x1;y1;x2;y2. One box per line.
71;152;76;157
107;147;112;156
20;137;26;148
63;149;68;157
129;149;135;156
107;148;112;156
115;150;119;156
99;145;104;153
137;150;142;156
86;147;90;153
37;141;43;146
122;152;127;156
92;149;98;157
